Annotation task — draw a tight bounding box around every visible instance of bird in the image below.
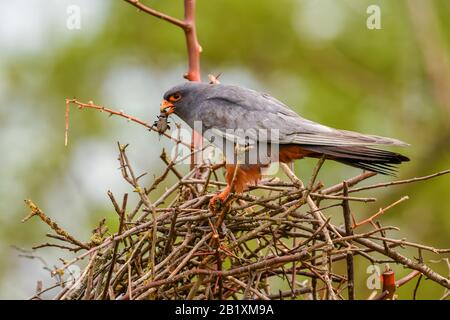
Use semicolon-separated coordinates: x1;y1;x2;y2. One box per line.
159;82;409;211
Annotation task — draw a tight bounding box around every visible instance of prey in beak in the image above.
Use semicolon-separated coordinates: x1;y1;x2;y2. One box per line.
160;99;176;115
153;112;171;135
154;99;175;135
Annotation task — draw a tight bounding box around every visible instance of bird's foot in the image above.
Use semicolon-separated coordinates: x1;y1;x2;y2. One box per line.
209;187;232;213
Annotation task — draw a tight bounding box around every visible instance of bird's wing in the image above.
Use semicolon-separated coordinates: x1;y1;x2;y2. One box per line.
195;86;408;147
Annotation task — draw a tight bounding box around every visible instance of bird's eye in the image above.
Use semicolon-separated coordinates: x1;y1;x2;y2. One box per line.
169;93;182;102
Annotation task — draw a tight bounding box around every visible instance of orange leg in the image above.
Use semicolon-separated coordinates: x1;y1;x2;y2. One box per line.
209;164;261;213
209;185;232;212
208;146;312;213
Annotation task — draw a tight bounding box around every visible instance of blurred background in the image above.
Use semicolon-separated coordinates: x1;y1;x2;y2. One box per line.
0;0;449;299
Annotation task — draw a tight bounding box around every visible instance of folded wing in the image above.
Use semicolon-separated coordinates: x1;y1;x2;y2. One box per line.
197;85;408;147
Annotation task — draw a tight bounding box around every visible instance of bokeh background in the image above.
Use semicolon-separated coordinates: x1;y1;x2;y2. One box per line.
0;0;449;299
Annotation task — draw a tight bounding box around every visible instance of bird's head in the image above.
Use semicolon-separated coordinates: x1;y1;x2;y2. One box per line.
160;82;210;118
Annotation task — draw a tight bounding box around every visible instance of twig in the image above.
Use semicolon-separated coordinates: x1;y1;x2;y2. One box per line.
64;99;190;148
22;200;89;250
123;0;187;28
345;170;450;195
353;196;409;228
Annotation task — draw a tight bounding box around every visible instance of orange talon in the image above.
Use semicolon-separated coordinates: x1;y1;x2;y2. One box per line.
209;186;232;213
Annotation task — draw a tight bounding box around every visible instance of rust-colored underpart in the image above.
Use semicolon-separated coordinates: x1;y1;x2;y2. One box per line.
209;145;313;212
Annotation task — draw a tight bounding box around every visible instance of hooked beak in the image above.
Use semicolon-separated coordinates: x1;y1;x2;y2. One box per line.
160;99;175;115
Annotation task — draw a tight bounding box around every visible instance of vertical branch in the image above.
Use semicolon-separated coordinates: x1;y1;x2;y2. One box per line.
123;0;203;168
183;0;203;170
183;0;204;169
102;191;127;299
342;181;354;300
381;266;396;300
183;0;202;82
311;238;318;300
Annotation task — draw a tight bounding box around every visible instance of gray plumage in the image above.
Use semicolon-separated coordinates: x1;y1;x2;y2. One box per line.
162;82;409;174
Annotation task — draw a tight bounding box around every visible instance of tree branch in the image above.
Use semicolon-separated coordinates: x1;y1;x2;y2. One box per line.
123;0;202;169
123;0;187;29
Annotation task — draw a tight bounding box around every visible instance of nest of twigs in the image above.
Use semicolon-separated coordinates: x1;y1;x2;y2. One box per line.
23;142;450;300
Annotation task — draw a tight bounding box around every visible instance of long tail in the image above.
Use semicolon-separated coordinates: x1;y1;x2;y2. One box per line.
303;145;410;175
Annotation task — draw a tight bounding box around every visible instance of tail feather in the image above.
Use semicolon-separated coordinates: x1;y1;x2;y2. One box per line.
302;145;409;175
335;160;397;175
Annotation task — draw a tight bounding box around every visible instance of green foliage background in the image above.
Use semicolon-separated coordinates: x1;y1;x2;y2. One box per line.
0;0;449;299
